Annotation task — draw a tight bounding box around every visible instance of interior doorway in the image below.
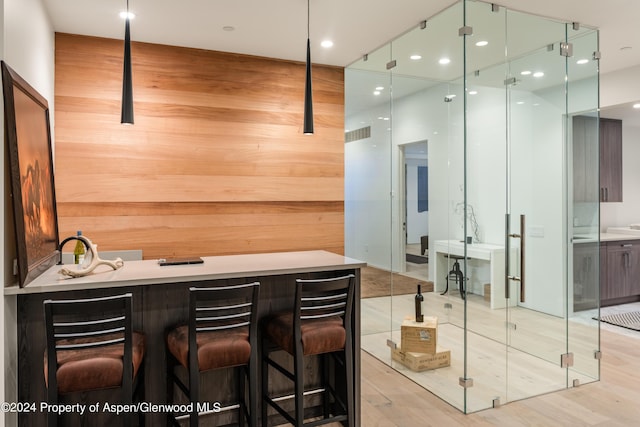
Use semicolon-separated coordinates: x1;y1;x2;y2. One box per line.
400;140;428;281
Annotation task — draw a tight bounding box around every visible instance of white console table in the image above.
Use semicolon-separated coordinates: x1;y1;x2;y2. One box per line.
433;240;517;309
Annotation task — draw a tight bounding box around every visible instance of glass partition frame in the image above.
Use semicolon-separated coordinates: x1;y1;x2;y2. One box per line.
346;0;600;414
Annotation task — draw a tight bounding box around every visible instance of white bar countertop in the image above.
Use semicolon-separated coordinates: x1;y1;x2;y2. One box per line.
600;232;640;242
574;228;640;243
4;250;366;295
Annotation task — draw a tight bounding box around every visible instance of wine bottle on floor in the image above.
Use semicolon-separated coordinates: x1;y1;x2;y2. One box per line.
415;284;424;322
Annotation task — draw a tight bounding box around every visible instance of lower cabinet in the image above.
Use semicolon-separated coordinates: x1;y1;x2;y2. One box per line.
601;239;640;305
573;242;599;311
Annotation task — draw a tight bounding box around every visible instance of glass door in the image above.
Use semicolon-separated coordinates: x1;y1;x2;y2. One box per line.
503;13;571;402
462;1;596;409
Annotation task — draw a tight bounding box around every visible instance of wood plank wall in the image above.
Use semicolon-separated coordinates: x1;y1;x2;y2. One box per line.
54;33;345;259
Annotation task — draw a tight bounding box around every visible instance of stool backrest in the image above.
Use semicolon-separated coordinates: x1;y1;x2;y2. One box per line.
294;274;355;335
43;293;134;395
188;282;260;368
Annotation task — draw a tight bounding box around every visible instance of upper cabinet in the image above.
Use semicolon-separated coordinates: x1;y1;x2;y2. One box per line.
572;115;599;203
600;118;623;202
572;116;622;203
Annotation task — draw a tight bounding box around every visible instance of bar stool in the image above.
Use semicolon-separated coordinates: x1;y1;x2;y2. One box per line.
442;254;466;300
261;275;355;427
43;292;146;427
165;281;260;426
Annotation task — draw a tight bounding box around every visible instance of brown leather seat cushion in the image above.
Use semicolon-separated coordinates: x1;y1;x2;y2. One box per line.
166;326;251;372
264;313;345;356
44;332;146;394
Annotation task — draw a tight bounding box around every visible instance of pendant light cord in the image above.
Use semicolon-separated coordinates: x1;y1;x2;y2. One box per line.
307;0;310;40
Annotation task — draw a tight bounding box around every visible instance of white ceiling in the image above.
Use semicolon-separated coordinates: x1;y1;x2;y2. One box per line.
43;0;640;121
43;0;640;72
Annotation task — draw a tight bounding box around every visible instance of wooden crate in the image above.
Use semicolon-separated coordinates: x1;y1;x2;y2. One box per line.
400;316;437;354
484;283;491;302
391;347;451;372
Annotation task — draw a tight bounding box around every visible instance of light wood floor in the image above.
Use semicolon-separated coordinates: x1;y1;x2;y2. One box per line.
360;324;640;426
357;247;639;425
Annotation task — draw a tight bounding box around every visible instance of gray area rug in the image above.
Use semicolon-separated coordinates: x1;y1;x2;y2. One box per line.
595;311;640;331
406;253;428;264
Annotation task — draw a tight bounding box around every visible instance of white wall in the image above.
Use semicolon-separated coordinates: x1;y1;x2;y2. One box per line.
405;157;428;245
601;64;640;109
2;0;54;423
346;74;573;316
344;104;393;270
345;80;460;273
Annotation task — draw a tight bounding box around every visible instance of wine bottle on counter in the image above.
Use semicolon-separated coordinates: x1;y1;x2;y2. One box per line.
415;284;424;322
73;230;85;265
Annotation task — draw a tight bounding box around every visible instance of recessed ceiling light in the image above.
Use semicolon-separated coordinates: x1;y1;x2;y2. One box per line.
383;117;390;121
375;86;384;91
633;103;640;109
439;57;451;65
517;101;525;105
222;26;235;32
475;41;488;47
533;71;545;78
119;11;135;20
520;70;532;76
576;59;589;65
321;40;334;48
373;91;381;96
469;90;478;95
410;54;422;60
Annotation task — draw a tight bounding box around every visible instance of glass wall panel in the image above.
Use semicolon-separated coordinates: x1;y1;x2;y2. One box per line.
387;2;467;411
462;0;509;412
346;0;599;414
567;27;600;385
345;42;393;361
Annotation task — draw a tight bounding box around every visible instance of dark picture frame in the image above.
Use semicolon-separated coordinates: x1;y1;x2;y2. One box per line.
2;61;59;287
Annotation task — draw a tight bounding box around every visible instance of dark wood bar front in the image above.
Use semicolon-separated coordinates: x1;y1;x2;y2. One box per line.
6;250;364;426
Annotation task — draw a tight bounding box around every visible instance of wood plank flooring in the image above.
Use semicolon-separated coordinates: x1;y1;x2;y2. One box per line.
334;252;638;426
360;321;640;426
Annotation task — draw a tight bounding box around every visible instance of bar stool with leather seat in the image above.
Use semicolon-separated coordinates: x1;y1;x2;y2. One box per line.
261;274;355;427
165;281;260;426
43;292;146;427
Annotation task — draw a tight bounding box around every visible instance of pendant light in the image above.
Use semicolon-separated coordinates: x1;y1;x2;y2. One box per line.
303;0;314;135
121;0;134;124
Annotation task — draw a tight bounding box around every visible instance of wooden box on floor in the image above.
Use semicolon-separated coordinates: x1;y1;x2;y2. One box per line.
391;347;451;372
484;283;491;302
401;316;437;354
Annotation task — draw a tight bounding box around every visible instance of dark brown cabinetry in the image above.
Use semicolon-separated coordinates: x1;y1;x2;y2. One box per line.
573;242;600;311
572;116;622;203
599;118;623;202
572;115;600;203
601;239;640;306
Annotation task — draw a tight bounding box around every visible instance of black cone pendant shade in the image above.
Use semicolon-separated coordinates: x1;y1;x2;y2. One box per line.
303;0;314;135
121;2;134;124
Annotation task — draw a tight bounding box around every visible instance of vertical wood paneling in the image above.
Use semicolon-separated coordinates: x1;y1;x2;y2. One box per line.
54;33;344;258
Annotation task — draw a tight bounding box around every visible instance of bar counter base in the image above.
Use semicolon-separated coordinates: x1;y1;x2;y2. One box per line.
8;251;364;427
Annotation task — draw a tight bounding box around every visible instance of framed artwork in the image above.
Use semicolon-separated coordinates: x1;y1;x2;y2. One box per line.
2;61;59;287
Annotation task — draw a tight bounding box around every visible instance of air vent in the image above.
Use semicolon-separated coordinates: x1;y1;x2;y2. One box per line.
345;126;371;142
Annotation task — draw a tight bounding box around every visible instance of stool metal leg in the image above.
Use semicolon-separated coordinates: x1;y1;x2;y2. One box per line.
294;350;305;426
